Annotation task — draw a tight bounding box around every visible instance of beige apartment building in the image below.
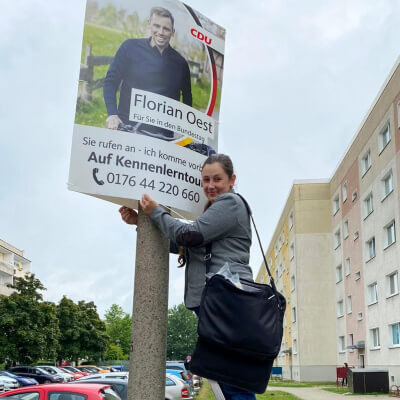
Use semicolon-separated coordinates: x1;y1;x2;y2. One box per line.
257;57;400;384
0;238;31;296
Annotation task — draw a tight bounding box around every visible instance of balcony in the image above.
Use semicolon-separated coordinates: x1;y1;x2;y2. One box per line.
0;260;14;276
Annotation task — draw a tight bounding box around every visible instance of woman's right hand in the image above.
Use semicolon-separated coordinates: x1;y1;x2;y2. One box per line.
119;206;138;225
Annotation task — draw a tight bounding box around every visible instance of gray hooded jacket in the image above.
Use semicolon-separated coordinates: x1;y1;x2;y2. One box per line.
149;192;253;308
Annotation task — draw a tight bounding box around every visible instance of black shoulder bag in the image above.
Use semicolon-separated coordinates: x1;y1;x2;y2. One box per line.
188;194;286;394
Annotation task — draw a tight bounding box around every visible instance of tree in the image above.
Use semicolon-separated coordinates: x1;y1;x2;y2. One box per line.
0;274;60;365
166;304;198;360
104;304;131;357
57;296;82;363
77;300;108;361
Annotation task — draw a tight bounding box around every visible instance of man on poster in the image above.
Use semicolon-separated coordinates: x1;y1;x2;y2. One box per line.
104;6;192;137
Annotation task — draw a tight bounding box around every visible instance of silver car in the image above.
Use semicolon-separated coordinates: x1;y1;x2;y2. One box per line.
166;373;193;400
40;366;73;382
0;375;19;391
76;372;129;380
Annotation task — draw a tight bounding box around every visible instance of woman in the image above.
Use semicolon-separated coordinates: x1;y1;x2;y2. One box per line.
120;154;255;400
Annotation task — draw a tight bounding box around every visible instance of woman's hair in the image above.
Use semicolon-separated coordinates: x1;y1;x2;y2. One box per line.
202;154;234;179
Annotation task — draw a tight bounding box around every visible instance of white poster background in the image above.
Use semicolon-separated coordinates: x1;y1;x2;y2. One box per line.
129;89;217;144
68;125;207;218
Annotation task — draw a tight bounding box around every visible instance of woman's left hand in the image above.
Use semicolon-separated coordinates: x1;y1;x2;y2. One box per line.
140;194;159;215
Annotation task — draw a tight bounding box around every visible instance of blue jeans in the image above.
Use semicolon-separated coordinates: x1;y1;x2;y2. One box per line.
191;307;256;400
219;383;256;400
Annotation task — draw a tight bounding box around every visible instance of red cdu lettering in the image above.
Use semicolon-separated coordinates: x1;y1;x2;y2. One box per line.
190;28;212;46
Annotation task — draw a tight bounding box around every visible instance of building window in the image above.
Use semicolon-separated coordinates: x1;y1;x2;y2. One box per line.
347;295;352;314
379;123;391;153
352;190;357;201
279;264;283;277
361;150;371;176
345;258;351;276
354;231;359;241
357;312;363;321
398;102;400;128
370;328;380;348
339;336;345;352
382;171;393;199
366;237;376;261
368;282;378;304
334;229;341;249
290;275;295;292
355;271;361;281
390;322;400;346
385;220;396;248
291;307;296;323
333;195;340;215
364;192;373;218
349;333;354;347
342;183;348;202
388;271;399;297
344;220;349;239
290;243;294;260
293;338;297;354
289;212;293;230
337;300;344;317
336;265;343;283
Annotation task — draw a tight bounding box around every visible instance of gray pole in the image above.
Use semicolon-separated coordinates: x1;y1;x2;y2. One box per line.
128;206;169;400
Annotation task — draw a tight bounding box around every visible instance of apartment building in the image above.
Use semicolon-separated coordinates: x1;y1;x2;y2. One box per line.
257;57;400;384
257;182;337;381
0;238;31;296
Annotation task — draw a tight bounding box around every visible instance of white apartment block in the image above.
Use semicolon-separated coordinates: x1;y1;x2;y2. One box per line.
0;238;31;296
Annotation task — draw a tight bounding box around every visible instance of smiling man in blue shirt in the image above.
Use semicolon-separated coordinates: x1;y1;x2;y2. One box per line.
104;7;193;132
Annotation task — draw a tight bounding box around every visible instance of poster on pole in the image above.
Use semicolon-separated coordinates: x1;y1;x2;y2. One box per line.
68;0;225;218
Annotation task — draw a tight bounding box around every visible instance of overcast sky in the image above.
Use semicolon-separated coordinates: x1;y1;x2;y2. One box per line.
1;0;399;318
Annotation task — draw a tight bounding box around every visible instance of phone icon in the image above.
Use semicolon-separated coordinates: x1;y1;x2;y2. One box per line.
92;168;104;185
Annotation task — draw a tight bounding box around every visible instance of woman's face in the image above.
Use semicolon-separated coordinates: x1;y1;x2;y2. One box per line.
201;162;236;203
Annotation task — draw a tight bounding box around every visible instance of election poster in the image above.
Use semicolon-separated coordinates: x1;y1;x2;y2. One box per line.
68;0;225;217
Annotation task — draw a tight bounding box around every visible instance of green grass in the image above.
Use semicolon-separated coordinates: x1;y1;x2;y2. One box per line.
323;387;389;396
197;380;302;400
76;23;219;127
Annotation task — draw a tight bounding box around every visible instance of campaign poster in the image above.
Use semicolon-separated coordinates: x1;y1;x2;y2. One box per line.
68;0;225;218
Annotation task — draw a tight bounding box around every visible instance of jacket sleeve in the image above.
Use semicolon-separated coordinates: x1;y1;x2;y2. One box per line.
103;41;128;116
149;194;240;247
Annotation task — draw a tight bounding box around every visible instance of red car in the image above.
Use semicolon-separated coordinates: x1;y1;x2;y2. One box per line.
61;367;90;377
59;368;85;380
0;383;120;400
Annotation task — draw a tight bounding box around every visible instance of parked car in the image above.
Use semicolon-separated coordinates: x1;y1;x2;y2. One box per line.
61;367;89;377
0;371;38;387
0;382;4;393
7;366;64;384
165;362;194;396
72;374;192;400
191;374;202;392
76;373;128;381
78;366;108;374
0;376;18;391
38;367;73;383
58;369;84;380
0;383;121;400
75;367;96;374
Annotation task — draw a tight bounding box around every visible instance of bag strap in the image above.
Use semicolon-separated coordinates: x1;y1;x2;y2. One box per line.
203;193;277;292
235;193;277;292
